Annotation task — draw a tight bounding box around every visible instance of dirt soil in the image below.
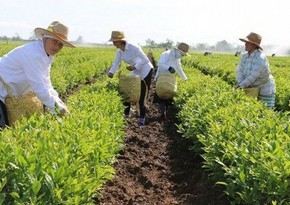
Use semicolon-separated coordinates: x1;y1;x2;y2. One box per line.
95;75;230;205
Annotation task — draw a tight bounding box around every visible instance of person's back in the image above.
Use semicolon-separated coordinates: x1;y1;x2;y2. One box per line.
153;42;190;121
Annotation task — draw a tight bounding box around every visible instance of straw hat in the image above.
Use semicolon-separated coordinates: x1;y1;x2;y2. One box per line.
176;42;190;56
34;21;75;47
239;32;262;50
109;31;126;42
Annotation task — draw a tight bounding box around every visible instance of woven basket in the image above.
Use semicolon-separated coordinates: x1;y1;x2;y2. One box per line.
119;75;141;103
5;92;44;126
156;73;177;100
243;87;260;99
0;76;44;126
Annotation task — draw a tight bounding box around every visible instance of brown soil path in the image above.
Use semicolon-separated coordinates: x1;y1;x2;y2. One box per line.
96;76;230;205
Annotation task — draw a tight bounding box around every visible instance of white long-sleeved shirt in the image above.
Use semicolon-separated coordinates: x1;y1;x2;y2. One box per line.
236;49;275;95
108;42;153;80
0;40;66;113
155;49;188;81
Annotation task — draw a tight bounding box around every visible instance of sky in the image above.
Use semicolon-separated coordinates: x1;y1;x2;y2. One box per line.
0;0;290;54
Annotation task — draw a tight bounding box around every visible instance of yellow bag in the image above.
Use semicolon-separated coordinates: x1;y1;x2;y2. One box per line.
5;92;44;126
243;87;260;99
118;75;141;103
156;73;177;100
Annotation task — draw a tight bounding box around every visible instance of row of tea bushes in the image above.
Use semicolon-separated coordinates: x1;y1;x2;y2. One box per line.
175;68;290;204
0;42;116;97
182;53;290;111
0;77;125;204
182;53;238;86
48;47;116;95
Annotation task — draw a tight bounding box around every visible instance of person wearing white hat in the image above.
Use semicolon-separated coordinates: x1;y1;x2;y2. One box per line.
153;42;189;121
107;31;153;126
0;21;75;127
236;32;276;109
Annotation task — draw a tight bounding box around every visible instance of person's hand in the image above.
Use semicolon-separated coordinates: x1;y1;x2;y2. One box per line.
127;66;136;71
60;107;70;117
107;72;114;78
168;66;175;73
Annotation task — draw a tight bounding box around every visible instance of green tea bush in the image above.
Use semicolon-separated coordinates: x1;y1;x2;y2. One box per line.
0;78;125;204
176;68;290;204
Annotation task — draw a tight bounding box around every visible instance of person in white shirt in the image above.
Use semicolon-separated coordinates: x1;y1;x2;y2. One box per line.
236;32;276;109
153;42;189;121
0;21;75;127
107;31;153;126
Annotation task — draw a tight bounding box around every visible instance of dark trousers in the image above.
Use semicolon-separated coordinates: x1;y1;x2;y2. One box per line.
153;91;173;116
124;69;152;118
0;100;9;128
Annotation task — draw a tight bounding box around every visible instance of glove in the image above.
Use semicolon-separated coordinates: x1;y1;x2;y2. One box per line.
168;66;175;74
107;72;114;78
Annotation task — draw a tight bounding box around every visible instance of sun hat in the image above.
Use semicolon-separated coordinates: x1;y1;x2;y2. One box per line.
34;21;75;47
176;42;190;56
108;31;126;42
239;32;262;50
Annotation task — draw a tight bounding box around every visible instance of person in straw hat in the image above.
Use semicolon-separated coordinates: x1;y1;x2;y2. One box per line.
107;31;153;126
153;42;189;121
235;32;276;109
0;21;75;128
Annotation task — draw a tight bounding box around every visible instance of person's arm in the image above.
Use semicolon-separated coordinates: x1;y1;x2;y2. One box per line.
108;51;121;77
174;59;188;80
22;55;67;115
236;58;244;87
46;74;69;116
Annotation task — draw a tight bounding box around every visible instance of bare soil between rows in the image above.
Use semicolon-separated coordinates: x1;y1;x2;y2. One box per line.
95;75;230;205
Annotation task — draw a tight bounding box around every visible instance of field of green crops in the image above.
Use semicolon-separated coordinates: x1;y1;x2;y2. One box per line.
1;41;290;204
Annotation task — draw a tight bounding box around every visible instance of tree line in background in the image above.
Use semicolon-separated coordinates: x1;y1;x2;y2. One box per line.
0;34;23;42
1;35;289;55
0;35;243;53
0;34;84;44
144;38;244;53
144;39;290;55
